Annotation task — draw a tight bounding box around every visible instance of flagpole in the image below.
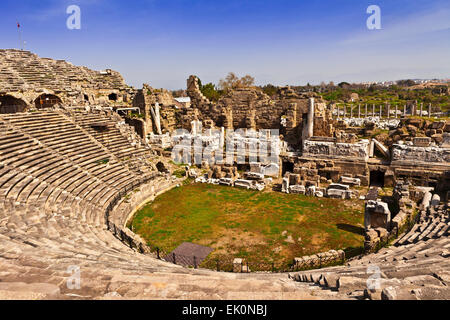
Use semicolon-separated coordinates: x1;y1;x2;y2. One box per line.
17;21;22;50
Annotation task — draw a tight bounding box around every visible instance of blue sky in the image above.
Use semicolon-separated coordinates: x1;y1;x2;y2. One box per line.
1;0;449;89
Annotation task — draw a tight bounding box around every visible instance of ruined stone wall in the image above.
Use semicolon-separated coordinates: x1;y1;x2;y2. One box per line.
283;156;370;186
391;164;450;192
0;49;133;108
388;118;450;147
391;144;450;163
303;139;370;160
185;76;333;148
124;117;145;138
133;84;182;135
187;75;210;106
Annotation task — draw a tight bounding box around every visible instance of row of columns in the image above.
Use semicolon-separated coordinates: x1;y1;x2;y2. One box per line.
332;103;433;119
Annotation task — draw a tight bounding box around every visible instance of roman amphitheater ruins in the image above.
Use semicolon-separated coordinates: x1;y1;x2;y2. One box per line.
0;49;448;300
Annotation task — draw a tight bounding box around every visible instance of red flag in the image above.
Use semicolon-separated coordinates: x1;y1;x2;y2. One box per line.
17;22;20;28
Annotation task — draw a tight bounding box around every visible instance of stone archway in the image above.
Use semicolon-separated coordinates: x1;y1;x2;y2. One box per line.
34;94;62;109
0;95;28;114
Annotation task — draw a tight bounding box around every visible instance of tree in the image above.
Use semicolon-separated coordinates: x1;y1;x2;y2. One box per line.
338;82;351;89
240;75;255;87
200;82;222;102
218;72;255;91
397;79;416;87
261;84;278;97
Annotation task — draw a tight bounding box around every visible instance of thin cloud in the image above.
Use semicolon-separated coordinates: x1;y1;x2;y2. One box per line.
25;0;106;22
342;6;450;45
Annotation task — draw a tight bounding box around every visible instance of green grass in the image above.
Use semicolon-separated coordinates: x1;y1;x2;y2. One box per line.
131;184;365;268
97;158;109;165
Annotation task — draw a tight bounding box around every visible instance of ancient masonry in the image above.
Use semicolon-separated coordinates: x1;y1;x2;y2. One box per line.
0;49;133;112
0;50;448;299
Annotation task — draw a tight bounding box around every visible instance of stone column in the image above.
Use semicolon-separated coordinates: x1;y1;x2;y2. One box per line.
372;104;375;117
358;104;361;118
420;103;423;117
150;103;162;135
191;120;197;136
343;105;346;118
365;104;368;117
379;105;382;118
350;106;353;118
403;104;407;117
282;177;290;193
219;127;225;148
369;140;374;157
428;103;432;117
387;104;390;119
395;105;398;118
307;98;314;138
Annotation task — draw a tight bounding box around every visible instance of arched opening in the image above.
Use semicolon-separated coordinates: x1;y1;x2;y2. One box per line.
108;93;118;101
84;94;89;102
282;161;294;176
156;161;169;173
34;94;62;109
0;95;28;114
370;170;385;187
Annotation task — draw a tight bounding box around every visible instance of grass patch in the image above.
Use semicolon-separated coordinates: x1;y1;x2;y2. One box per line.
132;184;365;268
97;158;110;165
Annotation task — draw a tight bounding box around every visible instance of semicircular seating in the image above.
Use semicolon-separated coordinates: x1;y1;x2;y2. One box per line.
291;202;450;299
0;110;448;300
1;110;344;300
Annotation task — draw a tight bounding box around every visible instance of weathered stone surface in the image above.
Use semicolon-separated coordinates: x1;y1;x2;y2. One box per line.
303;139;370;160
0;49;131;109
289;185;306;194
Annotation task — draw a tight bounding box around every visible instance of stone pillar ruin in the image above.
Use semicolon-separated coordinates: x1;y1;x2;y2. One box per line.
420;103;423;116
365;104;368;117
247;108;257;130
403;105;407;117
395;105;398;118
369;140;375;157
219;127;225;148
364;200;391;230
282;177;289;193
372;104;375;117
222;107;234;130
307;98;314;138
428;103;432;117
358;104;361;118
150;103;162;135
191;120;202;136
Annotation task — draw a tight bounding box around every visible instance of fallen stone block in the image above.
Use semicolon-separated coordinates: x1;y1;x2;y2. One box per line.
327;188;345;199
340;176;361;186
289;185;305;194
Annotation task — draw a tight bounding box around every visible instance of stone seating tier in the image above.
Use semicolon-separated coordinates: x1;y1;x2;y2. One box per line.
0;109;448;300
